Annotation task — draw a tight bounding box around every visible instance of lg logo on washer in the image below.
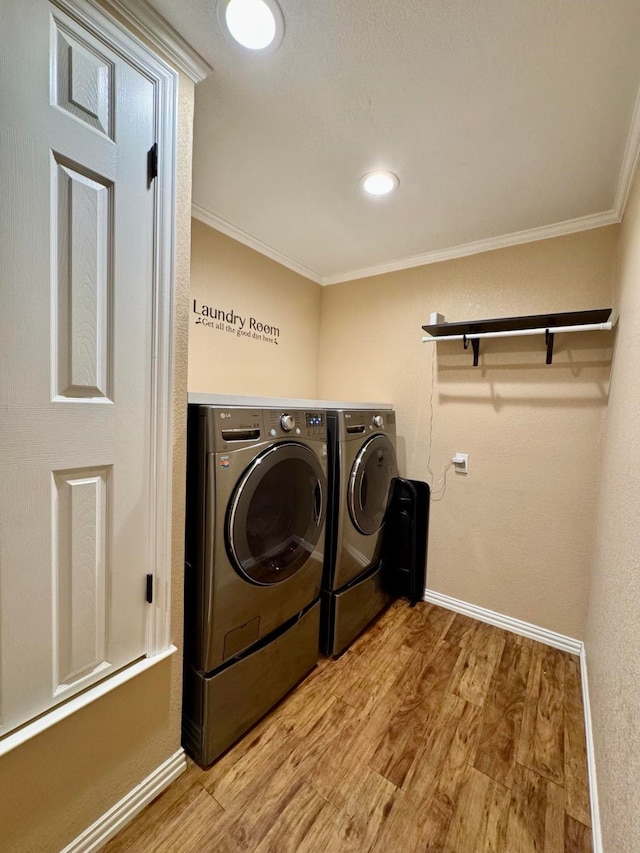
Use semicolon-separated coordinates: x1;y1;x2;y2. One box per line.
192;300;280;345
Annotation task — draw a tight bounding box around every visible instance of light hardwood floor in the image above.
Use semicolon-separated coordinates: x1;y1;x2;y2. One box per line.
103;601;592;852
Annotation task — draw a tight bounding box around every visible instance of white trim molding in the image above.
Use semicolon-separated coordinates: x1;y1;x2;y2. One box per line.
61;748;187;852
423;588;582;654
0;646;177;759
101;0;212;81
579;651;603;853
613;84;640;219
324;210;619;285
191;204;324;284
192;204;620;287
424;588;602;852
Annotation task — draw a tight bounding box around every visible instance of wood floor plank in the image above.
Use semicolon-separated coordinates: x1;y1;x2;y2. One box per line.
506;764;550;853
274;669;339;735
368;640;462;787
449;639;505;707
251;780;342;853
474;633;532;788
367;786;430;853
544;772;566;853
506;763;569;853
339;637;415;717
518;644;566;785
402;602;456;653
564;655;592;826
282;696;360;783
443;612;481;647
204;775;311;851
294;697;366;809
410;698;482;849
443;766;510;853
564;814;593;853
199;713;306;808
331;765;403;852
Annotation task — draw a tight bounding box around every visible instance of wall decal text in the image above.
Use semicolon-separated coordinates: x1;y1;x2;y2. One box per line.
192;300;280;345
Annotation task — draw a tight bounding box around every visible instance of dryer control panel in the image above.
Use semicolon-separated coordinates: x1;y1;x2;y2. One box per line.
340;409;396;441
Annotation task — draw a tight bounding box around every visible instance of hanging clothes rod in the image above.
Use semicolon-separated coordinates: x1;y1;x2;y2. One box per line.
420;308;614;365
421;320;613;344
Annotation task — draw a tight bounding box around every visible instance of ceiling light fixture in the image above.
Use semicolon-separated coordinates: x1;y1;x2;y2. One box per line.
360;170;400;196
218;0;284;51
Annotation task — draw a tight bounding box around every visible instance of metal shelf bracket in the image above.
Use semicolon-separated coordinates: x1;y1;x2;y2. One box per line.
545;329;555;364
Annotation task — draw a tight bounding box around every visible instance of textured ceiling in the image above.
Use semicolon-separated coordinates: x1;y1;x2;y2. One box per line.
147;0;640;283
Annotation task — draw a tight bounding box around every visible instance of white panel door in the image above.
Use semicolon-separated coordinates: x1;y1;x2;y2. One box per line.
0;0;158;735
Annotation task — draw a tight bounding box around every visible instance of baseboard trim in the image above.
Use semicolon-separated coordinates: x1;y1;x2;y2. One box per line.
424;588;602;850
423;589;583;654
61;748;187;852
579;651;603;853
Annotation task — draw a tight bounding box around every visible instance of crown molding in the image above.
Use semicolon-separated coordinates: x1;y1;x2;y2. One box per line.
192;204;324;284
322;209;620;285
193;205;624;288
613;86;640;219
105;0;213;82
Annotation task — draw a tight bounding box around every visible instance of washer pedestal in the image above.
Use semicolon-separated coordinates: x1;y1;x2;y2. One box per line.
183;600;320;767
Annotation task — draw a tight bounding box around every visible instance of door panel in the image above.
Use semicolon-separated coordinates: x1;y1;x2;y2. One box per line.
53;466;109;692
53;157;111;399
0;0;157;735
53;22;113;137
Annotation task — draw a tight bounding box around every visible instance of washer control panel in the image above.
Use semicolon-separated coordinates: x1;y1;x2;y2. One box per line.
265;410;326;439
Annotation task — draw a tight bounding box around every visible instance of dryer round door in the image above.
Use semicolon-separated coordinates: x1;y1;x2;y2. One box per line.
226;442;326;585
348;434;398;535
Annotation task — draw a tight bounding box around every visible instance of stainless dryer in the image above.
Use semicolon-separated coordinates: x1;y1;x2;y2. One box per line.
183;405;327;766
321;409;398;656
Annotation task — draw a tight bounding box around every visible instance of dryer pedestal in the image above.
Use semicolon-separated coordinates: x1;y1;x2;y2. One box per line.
183;600;320;767
320;564;391;656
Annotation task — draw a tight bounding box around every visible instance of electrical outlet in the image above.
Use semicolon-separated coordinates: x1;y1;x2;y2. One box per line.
452;452;469;474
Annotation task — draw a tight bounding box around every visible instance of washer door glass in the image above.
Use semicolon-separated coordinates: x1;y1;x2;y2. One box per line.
348;434;398;535
226;442;326;585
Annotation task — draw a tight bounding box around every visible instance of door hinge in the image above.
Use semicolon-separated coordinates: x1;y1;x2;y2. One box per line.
146;573;153;604
147;142;158;184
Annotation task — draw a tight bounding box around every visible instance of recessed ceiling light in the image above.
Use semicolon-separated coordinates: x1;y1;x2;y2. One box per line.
360;171;400;196
218;0;284;51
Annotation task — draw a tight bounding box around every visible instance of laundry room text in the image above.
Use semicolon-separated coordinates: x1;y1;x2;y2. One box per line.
192;300;280;345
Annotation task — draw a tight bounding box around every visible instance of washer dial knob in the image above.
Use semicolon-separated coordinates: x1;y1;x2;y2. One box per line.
373;414;384;428
280;414;295;432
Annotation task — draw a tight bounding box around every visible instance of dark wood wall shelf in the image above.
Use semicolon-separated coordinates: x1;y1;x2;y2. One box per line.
421;308;613;366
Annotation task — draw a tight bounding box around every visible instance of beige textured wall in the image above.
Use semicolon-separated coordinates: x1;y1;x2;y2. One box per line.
585;170;640;848
318;227;618;639
189;220;322;398
0;33;194;853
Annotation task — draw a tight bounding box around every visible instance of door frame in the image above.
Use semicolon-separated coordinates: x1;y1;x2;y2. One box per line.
52;0;178;656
